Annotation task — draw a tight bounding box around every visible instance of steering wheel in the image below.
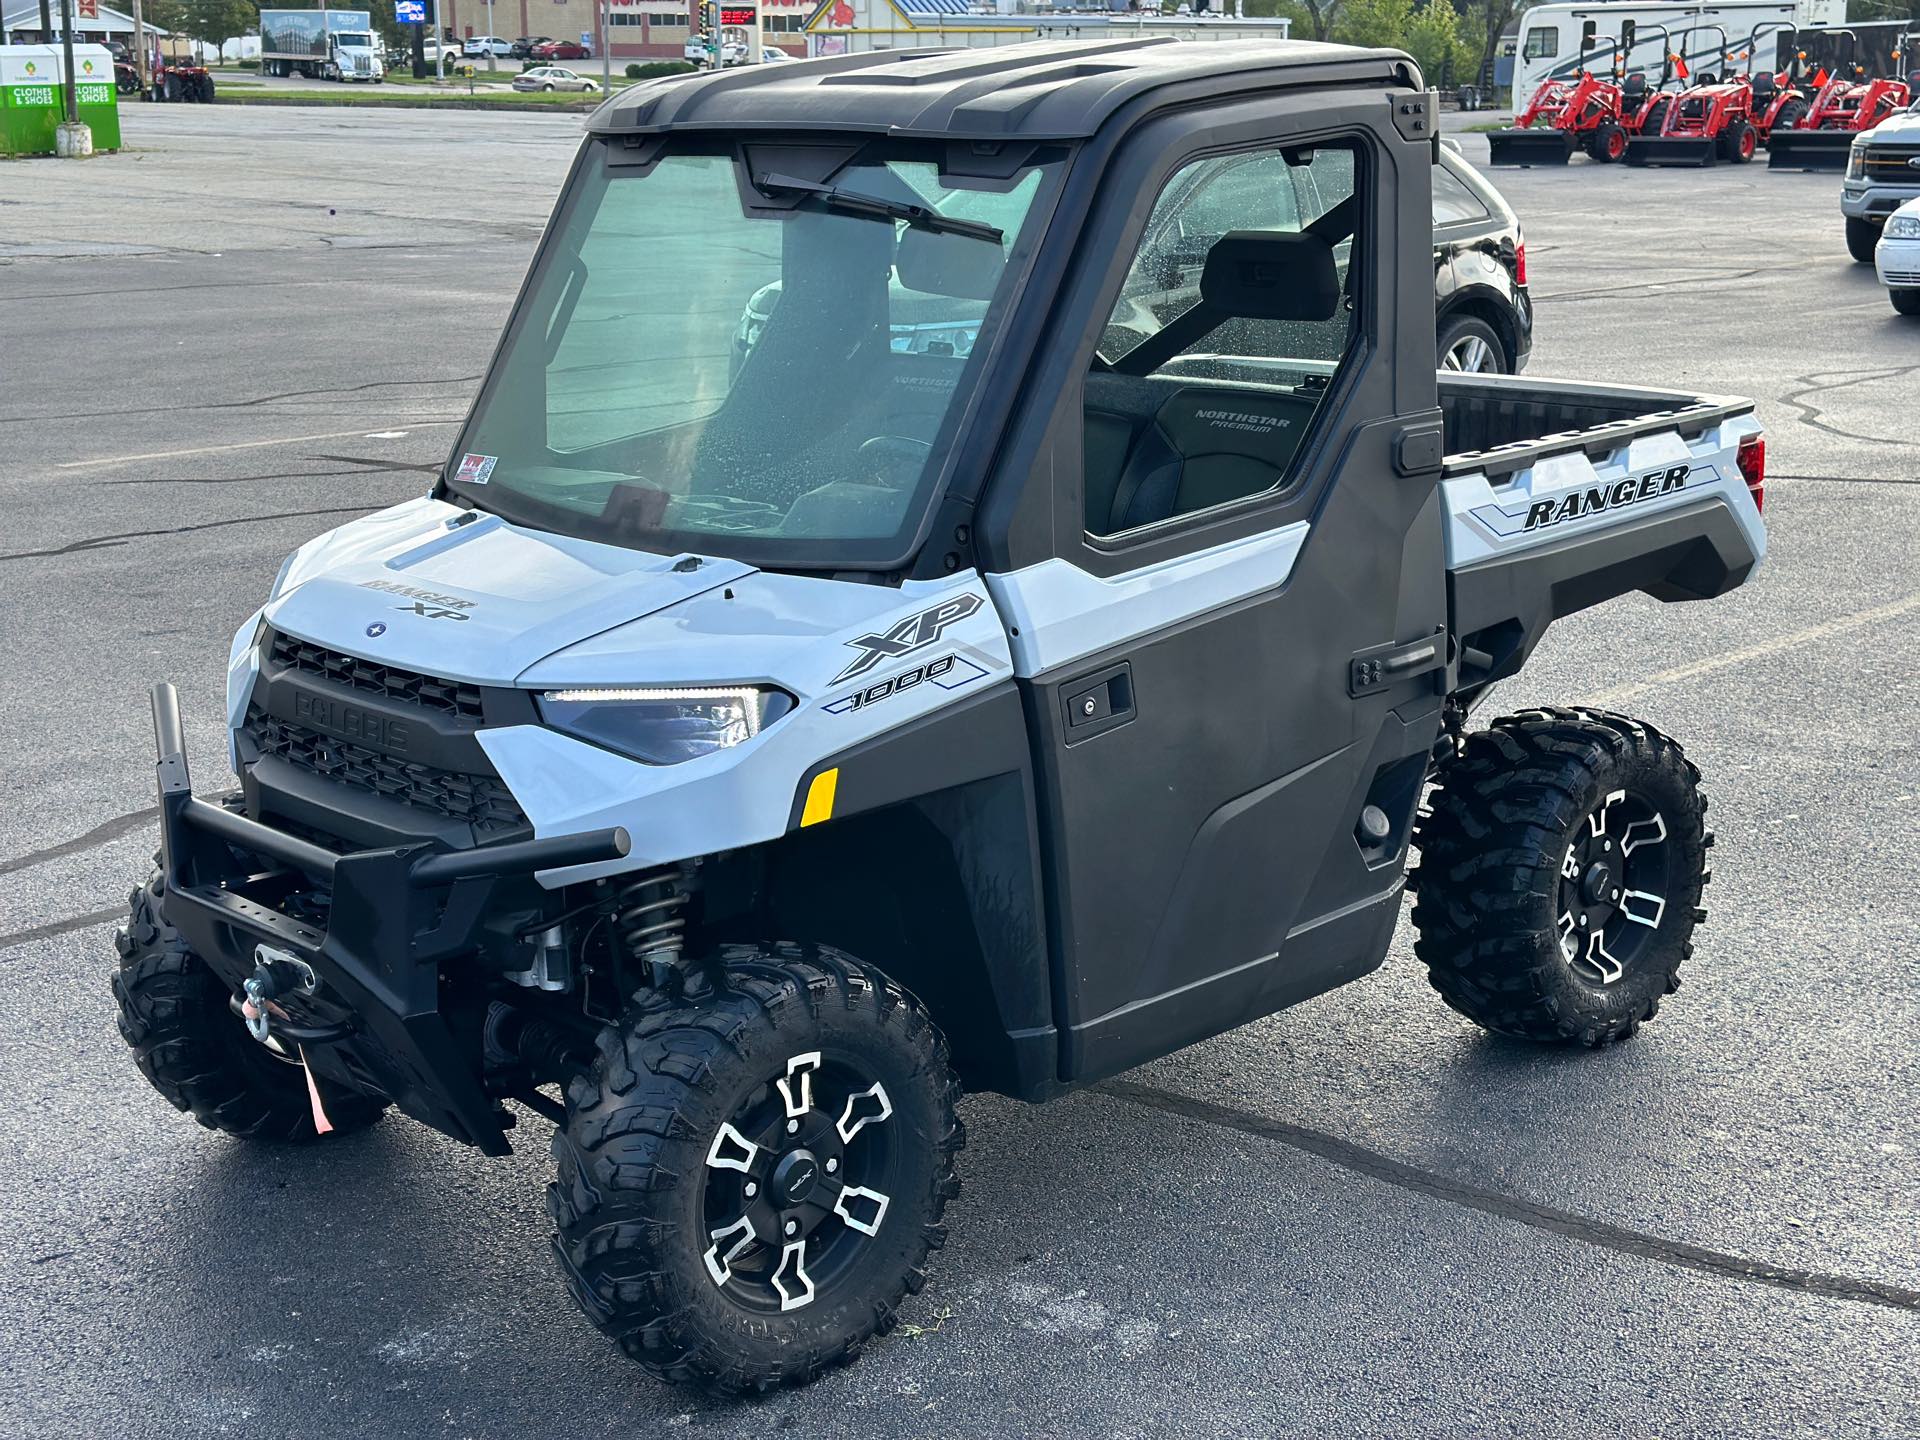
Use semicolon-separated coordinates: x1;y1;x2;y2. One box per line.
857;435;931;490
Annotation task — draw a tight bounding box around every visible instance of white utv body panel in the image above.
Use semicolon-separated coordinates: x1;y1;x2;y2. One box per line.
236;497;1010;885
1442;412;1766;570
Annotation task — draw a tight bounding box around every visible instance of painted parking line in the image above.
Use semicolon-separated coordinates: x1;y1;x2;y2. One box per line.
1587;590;1920;709
54;425;447;471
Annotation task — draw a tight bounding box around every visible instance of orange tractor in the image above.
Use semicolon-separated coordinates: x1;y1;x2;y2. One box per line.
1768;25;1917;170
1487;23;1679;166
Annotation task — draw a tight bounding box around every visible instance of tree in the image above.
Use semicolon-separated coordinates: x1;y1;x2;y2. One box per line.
176;0;258;58
1332;0;1411;49
1404;0;1472;89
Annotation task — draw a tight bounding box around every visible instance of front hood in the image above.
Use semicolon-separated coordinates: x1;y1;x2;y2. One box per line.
265;497;754;683
1866;113;1920;143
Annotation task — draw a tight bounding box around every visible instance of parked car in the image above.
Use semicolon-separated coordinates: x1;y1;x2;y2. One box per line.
720;42;794;66
531;39;590;60
1843;101;1920;262
513;65;599;93
1432;141;1533;373
463;36;513;59
1876;196;1920;315
509;36;550;59
419;38;463;68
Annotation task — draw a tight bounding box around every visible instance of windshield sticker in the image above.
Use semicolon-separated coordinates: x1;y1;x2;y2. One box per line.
456;453;498;486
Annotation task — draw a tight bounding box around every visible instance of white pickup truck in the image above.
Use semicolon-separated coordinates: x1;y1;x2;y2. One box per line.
1844;100;1920;261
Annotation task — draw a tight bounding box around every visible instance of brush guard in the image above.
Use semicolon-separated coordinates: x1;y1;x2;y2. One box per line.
1765;129;1855;171
1485;128;1576;166
1625;135;1720;167
148;682;630;1155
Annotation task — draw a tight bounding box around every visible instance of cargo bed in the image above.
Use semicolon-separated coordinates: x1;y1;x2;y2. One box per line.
1436;372;1767;691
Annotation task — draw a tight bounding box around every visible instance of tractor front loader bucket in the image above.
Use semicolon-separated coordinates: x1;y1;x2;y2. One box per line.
1625;135;1720;167
1485;128;1576;166
1766;129;1854;170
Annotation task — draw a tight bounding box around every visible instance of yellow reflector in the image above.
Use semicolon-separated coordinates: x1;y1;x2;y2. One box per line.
800;768;839;827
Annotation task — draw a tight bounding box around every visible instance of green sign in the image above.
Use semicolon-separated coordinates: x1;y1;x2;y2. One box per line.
1;44;120;156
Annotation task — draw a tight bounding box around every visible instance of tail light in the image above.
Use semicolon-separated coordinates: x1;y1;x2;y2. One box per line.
1514;241;1529;287
1736;434;1765;513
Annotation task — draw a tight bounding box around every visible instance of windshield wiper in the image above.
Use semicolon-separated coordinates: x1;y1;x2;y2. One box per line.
753;172;1003;243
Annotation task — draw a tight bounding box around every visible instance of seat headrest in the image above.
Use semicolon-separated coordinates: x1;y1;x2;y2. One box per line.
1752;71;1776;98
1199;231;1341;324
1624;72;1647;96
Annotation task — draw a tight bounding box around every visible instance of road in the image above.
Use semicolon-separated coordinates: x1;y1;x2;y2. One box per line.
2;104;1917;1439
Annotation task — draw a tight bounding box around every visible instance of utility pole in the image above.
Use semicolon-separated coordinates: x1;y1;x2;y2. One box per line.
57;0;76;120
433;0;444;77
131;0;147;90
600;0;609;91
485;0;495;71
38;0;52;43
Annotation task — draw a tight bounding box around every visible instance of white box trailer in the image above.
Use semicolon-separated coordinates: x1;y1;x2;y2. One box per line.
259;8;384;81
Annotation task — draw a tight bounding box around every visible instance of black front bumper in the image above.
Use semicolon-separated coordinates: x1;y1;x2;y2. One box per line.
150;683;627;1155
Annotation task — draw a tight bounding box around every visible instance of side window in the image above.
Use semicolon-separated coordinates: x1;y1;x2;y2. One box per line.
1083;141;1362;539
1522;26;1559;61
1432;162;1490;226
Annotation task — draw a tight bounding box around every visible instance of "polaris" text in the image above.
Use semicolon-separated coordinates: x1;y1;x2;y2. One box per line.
1523;465;1692;531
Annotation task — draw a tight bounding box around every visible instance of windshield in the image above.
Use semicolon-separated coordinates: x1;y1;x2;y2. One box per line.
335;32;375;46
446;142;1058;569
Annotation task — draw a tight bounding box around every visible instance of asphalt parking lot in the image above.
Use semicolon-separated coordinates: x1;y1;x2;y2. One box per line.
2;103;1918;1439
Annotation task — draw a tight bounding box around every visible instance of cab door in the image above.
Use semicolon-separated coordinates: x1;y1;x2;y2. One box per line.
980;97;1448;1083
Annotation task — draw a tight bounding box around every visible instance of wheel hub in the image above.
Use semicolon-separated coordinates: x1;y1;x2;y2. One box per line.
1557;789;1671;986
699;1050;899;1313
772;1148;822;1205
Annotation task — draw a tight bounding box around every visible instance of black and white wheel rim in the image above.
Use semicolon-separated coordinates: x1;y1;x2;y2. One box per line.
700;1051;899;1313
1557;789;1671;986
1443;334;1498;373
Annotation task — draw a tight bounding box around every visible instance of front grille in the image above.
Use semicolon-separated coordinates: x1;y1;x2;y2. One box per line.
1885;269;1920;285
245;706;527;834
1862;149;1920;182
269;631;484;722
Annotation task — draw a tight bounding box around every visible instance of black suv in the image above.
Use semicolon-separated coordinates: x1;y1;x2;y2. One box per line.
1433;141;1533;373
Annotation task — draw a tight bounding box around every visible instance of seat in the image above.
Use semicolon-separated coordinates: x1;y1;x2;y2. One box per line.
1099;384;1317;533
1623;72;1648;99
1752;71;1776;102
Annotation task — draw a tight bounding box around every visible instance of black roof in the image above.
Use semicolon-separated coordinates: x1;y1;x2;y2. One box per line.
590;38;1416;143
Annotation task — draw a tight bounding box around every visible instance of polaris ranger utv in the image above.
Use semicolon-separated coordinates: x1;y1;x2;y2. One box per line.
115;38;1768;1394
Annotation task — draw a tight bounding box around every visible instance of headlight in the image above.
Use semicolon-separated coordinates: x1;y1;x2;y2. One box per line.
1846;146;1866;181
1887;215;1920;239
538;686;794;765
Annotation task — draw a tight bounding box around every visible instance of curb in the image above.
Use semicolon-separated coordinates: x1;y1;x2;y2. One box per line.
212;94;598;113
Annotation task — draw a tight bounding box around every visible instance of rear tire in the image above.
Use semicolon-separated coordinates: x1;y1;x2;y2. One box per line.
1772;97;1807;134
549;944;963;1394
1892;289;1920;316
1411;708;1711;1047
1847;217;1881;263
1437;313;1509;374
112;864;386;1141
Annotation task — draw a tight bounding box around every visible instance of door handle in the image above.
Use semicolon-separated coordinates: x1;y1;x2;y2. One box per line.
1062;662;1134;743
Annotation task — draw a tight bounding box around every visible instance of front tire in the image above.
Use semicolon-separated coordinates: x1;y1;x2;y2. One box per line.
1892;288;1920;316
1721;119;1757;164
1847;217;1880;263
112;867;386;1140
1588;120;1628;162
549;944;962;1394
1411;708;1711;1046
